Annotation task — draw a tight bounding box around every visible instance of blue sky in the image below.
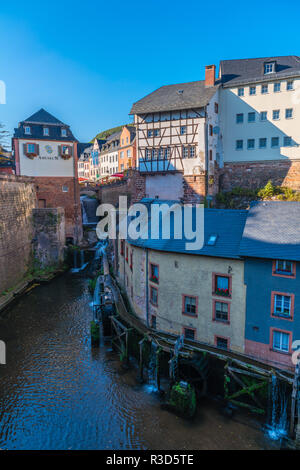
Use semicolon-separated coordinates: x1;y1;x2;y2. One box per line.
1;0;299;144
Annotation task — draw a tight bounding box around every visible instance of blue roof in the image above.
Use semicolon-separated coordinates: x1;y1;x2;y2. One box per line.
239;201;300;261
127;200;247;259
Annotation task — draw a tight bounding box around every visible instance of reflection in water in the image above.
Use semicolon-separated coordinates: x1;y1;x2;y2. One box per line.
0;275;276;450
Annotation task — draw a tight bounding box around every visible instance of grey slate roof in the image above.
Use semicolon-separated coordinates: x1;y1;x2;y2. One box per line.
23;108;66;125
220;56;300;87
130;81;218;114
239;201;300;261
127;199;247;259
78;143;92;157
13;108;77;142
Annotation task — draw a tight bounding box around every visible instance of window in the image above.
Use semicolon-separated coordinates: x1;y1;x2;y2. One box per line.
147;130;153;138
209;150;213;161
261;84;268;94
215;103;219;113
152;149;158;160
164;147;171;159
236;140;243;150
287;81;294;91
62;145;71;155
27;143;35;153
273;110;280;120
248;112;256;123
274;82;281;92
126;247;128;263
183;146;189;158
62;185;69;192
43;127;49;136
154;129;160;137
151;315;157;329
216;336;228;350
24;126;31;134
264;62;275;74
126;137;129;144
274;260;294;276
150;263;159;283
271;137;279;148
120;240;124;256
127;149;131;158
214;274;231;297
247;139;255;150
260;111;267;121
150;286;158;306
182;295;198;317
272;293;293;318
272;330;290;353
183;328;195;341
259;138;267;149
285;108;293;119
120;151;124;159
209;125;213;136
238;88;244;96
236;113;244;124
249;86;256;95
180;126;187;135
145;149;151;160
214;301;229;322
61;129;67;137
189;146;195;158
284;136;292;147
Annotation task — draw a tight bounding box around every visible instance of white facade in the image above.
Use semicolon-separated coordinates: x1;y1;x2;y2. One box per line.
17;139;75;177
219;78;300;163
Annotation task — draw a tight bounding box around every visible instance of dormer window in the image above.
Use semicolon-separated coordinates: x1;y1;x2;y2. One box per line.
61;128;67;137
43;127;49;136
24;126;31;135
264;62;276;74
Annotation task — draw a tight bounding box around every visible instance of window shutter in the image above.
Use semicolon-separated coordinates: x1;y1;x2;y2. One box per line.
23;143;27;155
58;145;61;156
35;144;39;155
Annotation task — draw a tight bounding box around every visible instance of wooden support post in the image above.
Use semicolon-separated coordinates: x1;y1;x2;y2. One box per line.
138;339;145;383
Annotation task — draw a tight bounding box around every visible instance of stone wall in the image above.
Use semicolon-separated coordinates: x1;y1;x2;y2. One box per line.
99;170;207;206
32;208;65;268
220;160;300;192
0;175;36;293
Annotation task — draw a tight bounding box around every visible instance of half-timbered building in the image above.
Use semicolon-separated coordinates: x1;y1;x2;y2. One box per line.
130;66;221;202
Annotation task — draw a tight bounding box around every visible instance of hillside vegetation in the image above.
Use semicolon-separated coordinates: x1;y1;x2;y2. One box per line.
91;124;131;142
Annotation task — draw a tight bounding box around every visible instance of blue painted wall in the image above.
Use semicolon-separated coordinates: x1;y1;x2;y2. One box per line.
244;258;300;344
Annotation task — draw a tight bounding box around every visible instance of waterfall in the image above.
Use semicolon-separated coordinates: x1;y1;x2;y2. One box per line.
81;197;89;225
171;334;184;379
267;375;289;440
145;341;158;393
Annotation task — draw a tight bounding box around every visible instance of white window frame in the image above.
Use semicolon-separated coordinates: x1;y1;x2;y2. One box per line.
285;108;293;119
43;127;49;136
24;126;31;135
274;82;281;93
273;331;289;353
259;138;267;149
272;110;280;120
238;88;244;97
264;62;275;74
260;111;267;121
247;139;255;150
61;128;67;137
261;84;268;94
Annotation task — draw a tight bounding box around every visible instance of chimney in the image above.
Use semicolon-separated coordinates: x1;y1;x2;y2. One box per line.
205;65;216;87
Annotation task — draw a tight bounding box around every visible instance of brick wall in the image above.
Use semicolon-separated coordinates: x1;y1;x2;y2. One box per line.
0;175;36;292
220;160;300;192
33;176;82;242
183;174;206;203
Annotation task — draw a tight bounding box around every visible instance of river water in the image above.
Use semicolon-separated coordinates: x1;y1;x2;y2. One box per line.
0;274;277;450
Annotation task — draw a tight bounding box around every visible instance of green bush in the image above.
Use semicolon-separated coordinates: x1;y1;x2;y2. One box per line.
88;278;97;293
169;382;197;418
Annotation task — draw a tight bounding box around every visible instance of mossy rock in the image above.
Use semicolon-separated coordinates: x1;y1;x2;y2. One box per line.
166;381;197;418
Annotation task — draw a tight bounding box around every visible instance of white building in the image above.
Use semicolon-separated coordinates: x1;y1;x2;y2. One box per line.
99;131;121;179
130;66;221;201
